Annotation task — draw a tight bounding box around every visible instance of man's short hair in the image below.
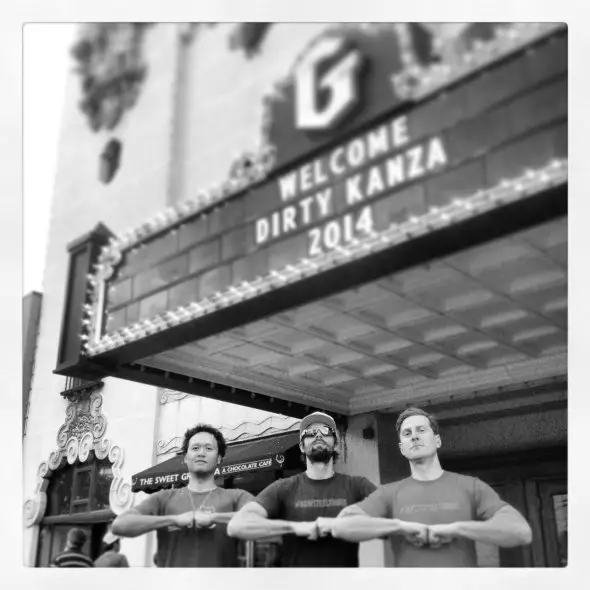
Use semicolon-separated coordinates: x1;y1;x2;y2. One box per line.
396;407;440;438
181;423;227;458
67;528;87;549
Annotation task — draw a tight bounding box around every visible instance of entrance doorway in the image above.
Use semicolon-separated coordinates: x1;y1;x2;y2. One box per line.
35;454;115;567
537;480;567;567
444;446;567;567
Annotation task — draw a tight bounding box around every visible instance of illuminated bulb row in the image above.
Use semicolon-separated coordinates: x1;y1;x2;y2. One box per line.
84;158;567;356
89;23;567;292
91;144;278;303
80;277;99;356
86;147;278;347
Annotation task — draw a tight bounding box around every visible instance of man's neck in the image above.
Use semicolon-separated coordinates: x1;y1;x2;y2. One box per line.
306;459;335;480
409;454;444;481
187;472;217;492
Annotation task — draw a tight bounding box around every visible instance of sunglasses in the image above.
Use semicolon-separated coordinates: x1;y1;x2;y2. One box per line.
301;426;335;439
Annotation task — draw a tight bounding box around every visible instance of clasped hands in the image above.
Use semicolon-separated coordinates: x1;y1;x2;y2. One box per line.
291;517;337;540
172;510;216;529
398;522;458;549
292;518;458;548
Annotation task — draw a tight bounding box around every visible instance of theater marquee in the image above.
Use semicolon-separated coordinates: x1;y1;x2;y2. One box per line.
54;23;567;411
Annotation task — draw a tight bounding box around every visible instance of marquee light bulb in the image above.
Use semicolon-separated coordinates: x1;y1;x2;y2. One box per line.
83;158;566;358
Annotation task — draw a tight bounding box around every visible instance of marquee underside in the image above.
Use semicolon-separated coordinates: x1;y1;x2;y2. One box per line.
135;215;567;415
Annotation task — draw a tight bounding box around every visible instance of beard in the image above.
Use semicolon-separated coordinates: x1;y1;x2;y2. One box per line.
306;444;336;464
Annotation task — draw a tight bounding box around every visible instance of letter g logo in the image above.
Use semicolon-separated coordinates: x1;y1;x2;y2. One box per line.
294;37;363;131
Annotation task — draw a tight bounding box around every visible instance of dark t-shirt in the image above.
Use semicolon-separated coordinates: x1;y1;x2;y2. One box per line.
255;472;376;567
354;471;507;567
133;486;253;567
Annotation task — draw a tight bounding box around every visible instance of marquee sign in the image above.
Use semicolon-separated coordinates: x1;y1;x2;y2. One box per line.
263;22;563;171
293;35;363;132
256;113;447;258
66;24;566;362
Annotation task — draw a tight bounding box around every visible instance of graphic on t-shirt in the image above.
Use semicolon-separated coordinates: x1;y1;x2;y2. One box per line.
399;501;460;514
295;498;348;509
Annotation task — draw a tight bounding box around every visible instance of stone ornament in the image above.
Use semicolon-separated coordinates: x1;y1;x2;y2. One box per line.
23;390;134;527
159;389;190;404
71;23;152;132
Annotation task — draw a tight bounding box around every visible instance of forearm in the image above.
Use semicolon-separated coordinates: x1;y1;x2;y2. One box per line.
112;513;178;538
454;516;532;548
227;513;298;540
210;512;237;525
332;515;405;542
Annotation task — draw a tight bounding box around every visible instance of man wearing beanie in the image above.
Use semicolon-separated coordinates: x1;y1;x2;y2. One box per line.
228;411;376;567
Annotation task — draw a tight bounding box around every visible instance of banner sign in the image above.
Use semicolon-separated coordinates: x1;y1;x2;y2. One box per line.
216;456;275;476
132;455;282;491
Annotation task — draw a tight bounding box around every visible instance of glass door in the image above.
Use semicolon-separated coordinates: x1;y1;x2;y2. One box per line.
538;480;567;567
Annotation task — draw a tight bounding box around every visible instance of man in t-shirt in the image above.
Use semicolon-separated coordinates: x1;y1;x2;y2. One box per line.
331;407;533;567
50;528;93;567
112;424;253;567
227;411;377;567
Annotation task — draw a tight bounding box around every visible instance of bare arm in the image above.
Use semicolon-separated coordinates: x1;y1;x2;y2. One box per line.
429;506;533;548
454;505;532;547
332;506;427;544
199;489;256;527
195;512;239;526
112;509;193;538
227;502;317;541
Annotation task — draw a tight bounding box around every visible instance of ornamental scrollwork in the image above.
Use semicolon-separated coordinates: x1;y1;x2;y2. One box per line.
157;436;182;456
24;390;134;527
56;388;107;450
229;23;272;58
71;23;152;132
159;389;189;404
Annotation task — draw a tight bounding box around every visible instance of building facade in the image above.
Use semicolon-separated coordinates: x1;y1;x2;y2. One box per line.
24;23;567;568
23;291;42;436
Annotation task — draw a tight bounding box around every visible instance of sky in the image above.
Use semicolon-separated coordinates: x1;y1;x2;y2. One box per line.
23;24;75;294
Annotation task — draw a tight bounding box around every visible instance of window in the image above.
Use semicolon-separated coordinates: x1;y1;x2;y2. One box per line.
38;455;115;566
99;139;122;184
552;494;567;567
45;455;113;516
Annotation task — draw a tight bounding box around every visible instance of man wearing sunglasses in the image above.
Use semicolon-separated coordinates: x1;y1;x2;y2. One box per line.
228;411;377;567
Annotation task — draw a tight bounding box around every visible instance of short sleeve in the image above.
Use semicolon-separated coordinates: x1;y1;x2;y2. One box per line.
351;485;393;518
233;488;255;511
254;479;286;518
132;490;167;516
354;476;378;502
472;477;507;520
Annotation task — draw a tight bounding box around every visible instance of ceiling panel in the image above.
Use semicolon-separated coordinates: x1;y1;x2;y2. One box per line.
139;217;568;414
